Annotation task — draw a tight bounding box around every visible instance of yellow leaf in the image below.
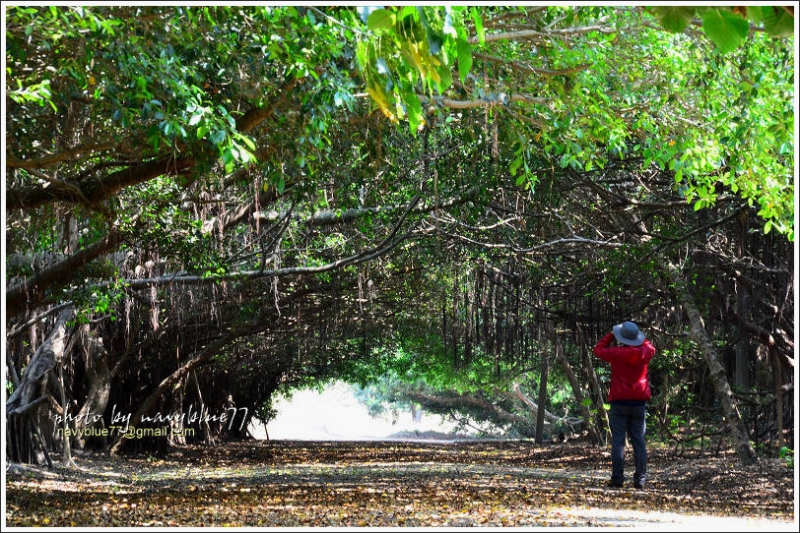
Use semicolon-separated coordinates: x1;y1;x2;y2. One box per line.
366;82;397;123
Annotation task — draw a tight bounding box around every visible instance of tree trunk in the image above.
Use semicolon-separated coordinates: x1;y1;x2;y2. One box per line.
735;280;750;389
585;356;609;443
57;362;76;467
7;307;75;464
535;356;549;444
73;333;112;442
734;209;749;389
769;346;784;448
192;371;215;446
109;320;267;455
728;307;789;450
663;262;758;465
510;383;563;425
556;336;602;443
406;389;538;436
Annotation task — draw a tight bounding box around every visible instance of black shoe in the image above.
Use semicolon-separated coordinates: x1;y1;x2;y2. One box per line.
634;482;644;489
606;480;623;488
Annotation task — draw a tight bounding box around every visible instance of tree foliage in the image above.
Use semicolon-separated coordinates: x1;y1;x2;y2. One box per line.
648;5;794;51
354;5;794;238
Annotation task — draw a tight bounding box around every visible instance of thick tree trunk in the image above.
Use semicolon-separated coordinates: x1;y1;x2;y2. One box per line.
57;363;76;467
7;307;75;464
74;334;112;434
7;307;74;415
663;262;758;465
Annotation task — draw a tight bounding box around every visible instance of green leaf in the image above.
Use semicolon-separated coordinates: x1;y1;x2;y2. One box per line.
188;112;202;126
753;6;794;37
470;7;484;45
398;5;416;20
456;38;472;83
210;129;226;145
702;8;749;54
238;134;256;151
400;82;424;135
649;6;696;33
427;32;444;55
435;65;452;93
221;147;235;172
510;155;522;177
367;9;395;31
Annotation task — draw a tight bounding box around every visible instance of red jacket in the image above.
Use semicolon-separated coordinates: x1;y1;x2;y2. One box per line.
593;332;655;402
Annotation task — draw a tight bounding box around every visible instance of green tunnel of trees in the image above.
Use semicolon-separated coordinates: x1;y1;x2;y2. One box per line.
4;6;795;467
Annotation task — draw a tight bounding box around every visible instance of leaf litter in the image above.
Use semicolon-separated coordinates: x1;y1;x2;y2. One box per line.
5;440;795;527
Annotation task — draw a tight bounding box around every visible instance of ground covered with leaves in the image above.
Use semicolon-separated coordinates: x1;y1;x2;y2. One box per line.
5;439;796;527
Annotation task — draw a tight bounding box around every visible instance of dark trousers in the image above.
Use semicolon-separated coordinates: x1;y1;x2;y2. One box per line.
608;402;647;486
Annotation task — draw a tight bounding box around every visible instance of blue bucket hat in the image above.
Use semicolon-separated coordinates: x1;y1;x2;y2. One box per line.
613;321;645;346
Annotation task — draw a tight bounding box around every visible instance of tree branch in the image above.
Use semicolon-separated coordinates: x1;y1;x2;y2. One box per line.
7;142;117;169
418;93;549;110
473;51;590;77
468;21;614;44
6;156;193;211
6;230;124;316
236;77;300;133
253;186;478;228
92;195;426;292
7;75;296;213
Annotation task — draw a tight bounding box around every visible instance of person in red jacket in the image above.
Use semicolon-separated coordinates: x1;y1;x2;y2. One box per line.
593;321;656;489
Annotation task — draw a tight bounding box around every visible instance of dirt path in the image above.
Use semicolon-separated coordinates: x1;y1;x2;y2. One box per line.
5;440;796;527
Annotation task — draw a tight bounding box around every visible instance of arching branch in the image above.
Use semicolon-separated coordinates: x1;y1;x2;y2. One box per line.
6;230;124;316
